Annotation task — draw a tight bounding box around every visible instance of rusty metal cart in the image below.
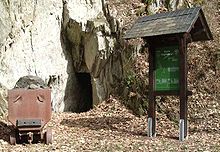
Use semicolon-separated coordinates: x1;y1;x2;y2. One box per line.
8;88;52;144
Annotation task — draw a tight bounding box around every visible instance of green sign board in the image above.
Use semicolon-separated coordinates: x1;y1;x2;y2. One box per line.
155;46;180;91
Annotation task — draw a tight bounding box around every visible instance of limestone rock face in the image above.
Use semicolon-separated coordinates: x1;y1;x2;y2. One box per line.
0;83;7;117
0;0;123;114
62;0;123;111
0;0;68;113
147;0;191;13
0;1;11;44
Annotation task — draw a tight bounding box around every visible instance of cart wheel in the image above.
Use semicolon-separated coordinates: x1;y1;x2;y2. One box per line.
44;129;52;144
33;134;41;144
9;132;16;145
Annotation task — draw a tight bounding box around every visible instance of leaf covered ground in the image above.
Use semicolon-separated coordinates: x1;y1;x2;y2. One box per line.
0;97;220;151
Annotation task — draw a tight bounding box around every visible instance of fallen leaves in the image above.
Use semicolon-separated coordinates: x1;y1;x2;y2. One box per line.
0;97;219;151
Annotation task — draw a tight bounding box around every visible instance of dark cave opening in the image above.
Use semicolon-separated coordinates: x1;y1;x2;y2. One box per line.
75;73;93;112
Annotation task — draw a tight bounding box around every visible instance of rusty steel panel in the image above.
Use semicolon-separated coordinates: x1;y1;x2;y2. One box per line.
8;88;51;128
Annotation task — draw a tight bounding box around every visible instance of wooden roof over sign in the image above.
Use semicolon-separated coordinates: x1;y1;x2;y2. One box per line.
124;7;213;42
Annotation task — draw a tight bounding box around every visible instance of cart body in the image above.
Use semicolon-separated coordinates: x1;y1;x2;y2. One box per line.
8;88;52;144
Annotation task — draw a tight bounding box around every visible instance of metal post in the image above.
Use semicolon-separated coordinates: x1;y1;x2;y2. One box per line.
148;117;152;137
148;95;156;137
179;119;185;141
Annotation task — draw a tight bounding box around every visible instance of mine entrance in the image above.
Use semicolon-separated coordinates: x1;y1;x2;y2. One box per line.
75;73;93;112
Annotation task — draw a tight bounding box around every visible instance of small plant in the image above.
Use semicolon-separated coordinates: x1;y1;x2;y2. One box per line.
193;0;205;5
124;70;136;89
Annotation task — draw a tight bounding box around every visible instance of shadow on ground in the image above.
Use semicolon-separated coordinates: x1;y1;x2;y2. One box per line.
61;115;220;141
61;116;147;136
189;127;220;134
0;121;11;142
0;120;48;144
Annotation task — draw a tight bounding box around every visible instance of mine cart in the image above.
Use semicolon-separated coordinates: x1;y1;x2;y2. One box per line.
8;88;52;145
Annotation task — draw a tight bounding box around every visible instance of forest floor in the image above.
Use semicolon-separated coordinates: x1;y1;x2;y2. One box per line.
0;98;220;151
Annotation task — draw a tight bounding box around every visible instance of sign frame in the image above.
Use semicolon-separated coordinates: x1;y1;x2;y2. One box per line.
146;34;189;141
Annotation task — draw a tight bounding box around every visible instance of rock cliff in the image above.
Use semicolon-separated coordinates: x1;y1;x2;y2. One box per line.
0;0;123;114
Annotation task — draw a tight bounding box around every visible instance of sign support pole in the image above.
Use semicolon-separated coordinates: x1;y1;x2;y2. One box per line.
148;44;156;137
179;35;188;141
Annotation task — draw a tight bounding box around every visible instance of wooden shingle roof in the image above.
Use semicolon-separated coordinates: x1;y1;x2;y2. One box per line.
124;7;213;42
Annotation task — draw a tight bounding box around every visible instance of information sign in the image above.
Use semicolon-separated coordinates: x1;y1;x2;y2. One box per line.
155;46;180;91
